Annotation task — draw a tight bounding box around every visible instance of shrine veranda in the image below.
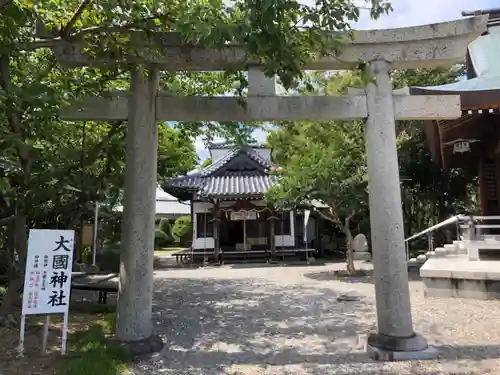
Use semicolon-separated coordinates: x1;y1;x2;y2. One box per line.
52;15;488;359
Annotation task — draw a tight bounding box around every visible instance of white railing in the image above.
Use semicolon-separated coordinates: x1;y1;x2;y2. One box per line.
458;216;500;260
404;215;466;260
459;216;500;236
405;215;500;261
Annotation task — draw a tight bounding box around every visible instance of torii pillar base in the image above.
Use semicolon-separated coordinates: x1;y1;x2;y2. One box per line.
106;335;164;358
365;333;437;361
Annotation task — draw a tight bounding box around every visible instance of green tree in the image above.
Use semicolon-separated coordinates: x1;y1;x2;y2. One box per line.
157;124;197;182
267;71;370;274
0;0;393;322
268;66;478;270
267;120;366;274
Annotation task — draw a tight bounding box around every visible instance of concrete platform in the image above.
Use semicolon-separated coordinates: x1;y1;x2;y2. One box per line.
420;255;500;300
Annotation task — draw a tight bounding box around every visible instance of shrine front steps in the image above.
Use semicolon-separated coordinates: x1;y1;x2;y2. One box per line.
417;241;500;300
407;241;466;271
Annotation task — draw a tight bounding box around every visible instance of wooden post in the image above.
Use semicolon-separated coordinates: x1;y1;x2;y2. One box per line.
269;209;276;260
213;200;220;261
243;215;247;251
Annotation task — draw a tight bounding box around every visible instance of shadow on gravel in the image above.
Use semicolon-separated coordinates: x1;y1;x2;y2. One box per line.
131;276;500;374
304;269;422;284
147;277;377;371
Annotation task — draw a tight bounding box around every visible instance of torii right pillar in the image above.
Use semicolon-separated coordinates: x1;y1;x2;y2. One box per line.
360;16;487;360
364;60;431;360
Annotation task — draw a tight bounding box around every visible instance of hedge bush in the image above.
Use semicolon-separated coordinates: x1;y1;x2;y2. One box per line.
158;219;174;245
172;216;192;246
154;229;173;248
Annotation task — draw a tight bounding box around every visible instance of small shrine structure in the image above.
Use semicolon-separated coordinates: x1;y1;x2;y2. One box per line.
163;143;319;262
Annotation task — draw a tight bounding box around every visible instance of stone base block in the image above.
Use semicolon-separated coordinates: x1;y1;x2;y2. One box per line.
366;343;438;361
365;333;437;361
106;334;164;358
421;256;500;300
423;277;500;300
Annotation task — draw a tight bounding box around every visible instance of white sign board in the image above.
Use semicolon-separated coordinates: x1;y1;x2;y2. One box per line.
21;229;75;315
230;211;257;221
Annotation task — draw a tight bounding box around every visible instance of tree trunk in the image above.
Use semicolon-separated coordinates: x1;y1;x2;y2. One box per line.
315;206;357;273
0;214;28;323
344;226;356;275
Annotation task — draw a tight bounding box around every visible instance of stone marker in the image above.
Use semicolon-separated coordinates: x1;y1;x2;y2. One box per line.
53;15;488;359
352;233;371;261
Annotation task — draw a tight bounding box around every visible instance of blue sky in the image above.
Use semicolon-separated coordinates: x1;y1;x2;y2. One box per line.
194;0;499;162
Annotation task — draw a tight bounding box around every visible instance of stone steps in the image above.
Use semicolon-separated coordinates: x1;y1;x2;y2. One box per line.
407;240;466;269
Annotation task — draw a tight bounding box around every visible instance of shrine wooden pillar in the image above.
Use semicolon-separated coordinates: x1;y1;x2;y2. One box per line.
213;200;221;260
268;208;277;260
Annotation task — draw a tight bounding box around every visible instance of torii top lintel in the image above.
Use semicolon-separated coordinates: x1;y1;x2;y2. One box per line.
52;15;488;71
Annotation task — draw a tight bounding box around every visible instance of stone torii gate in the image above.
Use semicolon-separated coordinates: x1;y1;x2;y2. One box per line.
56;16;487;359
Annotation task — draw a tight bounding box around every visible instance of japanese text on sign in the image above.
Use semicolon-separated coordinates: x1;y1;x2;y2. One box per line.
21;230;75;315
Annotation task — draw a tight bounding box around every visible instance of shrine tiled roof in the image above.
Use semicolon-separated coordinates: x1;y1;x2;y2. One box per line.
200;147;272;176
167;172;276;199
163;146;276;200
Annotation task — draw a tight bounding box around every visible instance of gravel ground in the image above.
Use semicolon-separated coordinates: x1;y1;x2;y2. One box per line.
130;262;500;375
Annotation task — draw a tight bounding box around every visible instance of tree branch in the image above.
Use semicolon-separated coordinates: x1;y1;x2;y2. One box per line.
59;0;94;38
314;207;338;225
344;209;356;233
346;209;356;223
29;14;174;50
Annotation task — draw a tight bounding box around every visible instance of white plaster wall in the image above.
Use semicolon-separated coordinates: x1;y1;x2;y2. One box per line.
275;211;296;247
193;237;214;249
192;201;214;249
274;235;294;247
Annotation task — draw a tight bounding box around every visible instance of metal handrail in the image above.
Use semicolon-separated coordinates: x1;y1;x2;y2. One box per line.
404;215;466;260
405;215;464;243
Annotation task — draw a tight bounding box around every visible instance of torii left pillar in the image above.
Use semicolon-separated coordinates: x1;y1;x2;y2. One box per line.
116;66;164;353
